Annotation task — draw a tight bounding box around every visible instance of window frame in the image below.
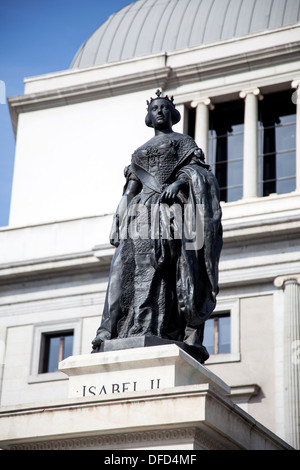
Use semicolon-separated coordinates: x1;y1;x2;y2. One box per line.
204;298;240;365
29;321;81;383
208;99;244;203
257;89;296;197
38;330;74;374
205;312;231;356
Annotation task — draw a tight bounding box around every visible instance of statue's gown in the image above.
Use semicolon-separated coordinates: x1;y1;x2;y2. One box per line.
93;132;222;360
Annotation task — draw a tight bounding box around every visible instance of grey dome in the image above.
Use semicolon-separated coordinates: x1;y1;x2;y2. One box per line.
71;0;300;69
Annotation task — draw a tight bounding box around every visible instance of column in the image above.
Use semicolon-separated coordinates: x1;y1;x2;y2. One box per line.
173;103;188;134
239;88;263;199
191;98;214;159
274;275;300;449
291;80;300;192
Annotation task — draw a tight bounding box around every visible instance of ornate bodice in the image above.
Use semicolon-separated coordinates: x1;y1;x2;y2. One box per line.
132;134;198;185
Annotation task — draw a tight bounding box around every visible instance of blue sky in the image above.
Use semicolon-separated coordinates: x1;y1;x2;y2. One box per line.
0;0;133;227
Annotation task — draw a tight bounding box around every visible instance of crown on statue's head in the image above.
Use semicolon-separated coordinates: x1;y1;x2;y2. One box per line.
146;89;175;110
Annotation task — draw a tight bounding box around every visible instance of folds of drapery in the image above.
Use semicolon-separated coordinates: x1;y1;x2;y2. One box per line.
108;161;222;328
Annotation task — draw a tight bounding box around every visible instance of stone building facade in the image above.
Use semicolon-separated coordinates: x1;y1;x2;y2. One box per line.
1;0;300;448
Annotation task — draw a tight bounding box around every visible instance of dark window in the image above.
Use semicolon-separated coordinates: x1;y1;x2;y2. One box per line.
187;106;196;139
208;100;244;202
204;313;231;355
258;90;296;197
39;331;73;373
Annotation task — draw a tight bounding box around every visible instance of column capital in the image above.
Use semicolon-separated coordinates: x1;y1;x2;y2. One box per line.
190;97;215;110
291;79;300;89
274;274;300;288
291;80;300;105
239;87;263;100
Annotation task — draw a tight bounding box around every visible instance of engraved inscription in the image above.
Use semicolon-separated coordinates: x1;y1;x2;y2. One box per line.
81;378;161;397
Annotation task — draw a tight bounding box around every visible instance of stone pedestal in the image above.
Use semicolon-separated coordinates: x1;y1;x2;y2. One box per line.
0;343;293;450
59;341;229;399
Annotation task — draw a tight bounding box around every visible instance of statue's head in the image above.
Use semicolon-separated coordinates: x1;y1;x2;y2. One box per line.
145;89;181;129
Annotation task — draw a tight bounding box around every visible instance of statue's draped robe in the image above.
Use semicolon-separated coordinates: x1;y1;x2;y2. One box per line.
94;133;222;357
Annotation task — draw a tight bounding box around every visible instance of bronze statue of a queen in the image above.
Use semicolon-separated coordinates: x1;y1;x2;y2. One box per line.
92;90;223;363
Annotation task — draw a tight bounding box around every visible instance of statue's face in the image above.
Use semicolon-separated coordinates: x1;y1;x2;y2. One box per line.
149;99;173;130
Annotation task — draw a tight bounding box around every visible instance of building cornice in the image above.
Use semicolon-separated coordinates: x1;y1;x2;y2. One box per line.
8;33;300;137
0;246;114;285
170;41;300;84
8;66;171;137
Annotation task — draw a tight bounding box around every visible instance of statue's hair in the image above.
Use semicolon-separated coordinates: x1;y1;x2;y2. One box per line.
145;98;181;128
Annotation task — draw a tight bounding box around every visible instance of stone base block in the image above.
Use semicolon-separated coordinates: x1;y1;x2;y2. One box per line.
58;342;229;398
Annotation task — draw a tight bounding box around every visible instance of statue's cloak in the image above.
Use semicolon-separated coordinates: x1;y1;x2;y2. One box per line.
95;133;222;345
